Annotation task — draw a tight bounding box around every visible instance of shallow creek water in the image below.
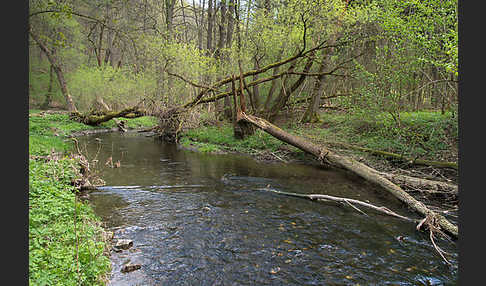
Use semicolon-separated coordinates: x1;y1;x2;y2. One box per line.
78;132;457;285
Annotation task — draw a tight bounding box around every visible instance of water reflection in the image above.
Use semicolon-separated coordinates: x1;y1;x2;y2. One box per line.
77;132;457;285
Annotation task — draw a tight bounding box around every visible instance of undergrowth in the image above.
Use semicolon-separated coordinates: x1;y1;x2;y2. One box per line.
180;123;292;154
314;110;458;162
29;110;157;285
181;110;457;164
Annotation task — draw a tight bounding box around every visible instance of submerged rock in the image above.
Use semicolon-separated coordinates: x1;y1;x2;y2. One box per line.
121;263;141;273
114;239;133;250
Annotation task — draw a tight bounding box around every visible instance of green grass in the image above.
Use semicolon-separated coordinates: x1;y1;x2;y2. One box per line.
28;110;157;285
180;110;458;163
310;110;458;161
180;123;291;154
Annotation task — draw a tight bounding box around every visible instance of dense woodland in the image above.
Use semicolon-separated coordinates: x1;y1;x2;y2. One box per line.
29;0;457;124
28;1;459;283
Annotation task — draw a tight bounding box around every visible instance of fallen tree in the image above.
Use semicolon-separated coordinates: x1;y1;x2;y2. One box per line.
237;111;458;239
374;171;458;196
70;107;145;126
328;141;458;170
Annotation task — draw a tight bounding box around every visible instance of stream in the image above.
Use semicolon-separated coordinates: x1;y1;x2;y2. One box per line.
77;131;458;285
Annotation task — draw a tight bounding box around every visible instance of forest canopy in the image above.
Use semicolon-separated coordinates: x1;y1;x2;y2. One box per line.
29;0;457;122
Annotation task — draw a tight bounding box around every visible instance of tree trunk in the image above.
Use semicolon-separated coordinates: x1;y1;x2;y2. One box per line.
233;0;255;139
222;0;235;120
252;57;261;112
193;0;203;50
215;0;228;120
237;112;458;239
29;28;78;112
71;107;144;126
301;60;327;123
207;0;214;53
41;64;54;109
180;0;189;42
328;142;458;170
165;0;176;37
217;0;227;58
226;0;235;49
267;51;315;122
302;31;341;123
263;49;283;112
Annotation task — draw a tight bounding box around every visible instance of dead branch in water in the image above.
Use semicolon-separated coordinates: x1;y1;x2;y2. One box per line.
238;112;458;239
261;187;455;264
258;187;417;223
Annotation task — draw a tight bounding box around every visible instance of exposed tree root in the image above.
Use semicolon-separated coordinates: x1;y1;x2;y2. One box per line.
154;107;185;143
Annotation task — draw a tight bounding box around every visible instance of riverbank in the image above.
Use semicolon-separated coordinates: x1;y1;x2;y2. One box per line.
178;109;458;216
28;110;157;285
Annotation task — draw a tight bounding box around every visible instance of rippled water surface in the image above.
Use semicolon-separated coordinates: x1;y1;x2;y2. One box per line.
78;132;457;285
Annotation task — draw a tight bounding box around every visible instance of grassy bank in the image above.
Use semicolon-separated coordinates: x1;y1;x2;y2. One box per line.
28;110;157;285
179;110;458;177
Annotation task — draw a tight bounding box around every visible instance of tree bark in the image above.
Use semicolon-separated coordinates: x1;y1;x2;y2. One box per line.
29;28;78;112
301;58;327;123
373;171;458;196
237;112;458;239
222;0;235;120
41;64;55;109
263;49;283;112
207;0;214;53
267;51;315;122
70;107;144;126
233;0;255;139
329;142;458;170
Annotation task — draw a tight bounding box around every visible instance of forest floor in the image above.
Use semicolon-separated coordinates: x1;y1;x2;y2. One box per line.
179;108;459;221
28;109;157;285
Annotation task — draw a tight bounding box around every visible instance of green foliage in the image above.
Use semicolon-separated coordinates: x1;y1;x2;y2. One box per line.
29;112;115;285
318;110;457;160
29;159;110;286
344;0;458;121
68;65;156;111
181;123;287;153
377;0;457;75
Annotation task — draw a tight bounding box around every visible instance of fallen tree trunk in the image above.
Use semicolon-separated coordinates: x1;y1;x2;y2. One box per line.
238;112;458;239
329;142;458;170
374;171;458;196
70;107;145;126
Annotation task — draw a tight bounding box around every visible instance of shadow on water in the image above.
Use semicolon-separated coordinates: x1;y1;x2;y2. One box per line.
79;132;457;285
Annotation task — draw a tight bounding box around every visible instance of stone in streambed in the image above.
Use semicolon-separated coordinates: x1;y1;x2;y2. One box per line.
121;263;141;273
114;239;133;250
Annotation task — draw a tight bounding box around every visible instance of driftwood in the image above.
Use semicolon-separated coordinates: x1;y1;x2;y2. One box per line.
329;142;458;170
258;188;417;223
237;112;458;239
